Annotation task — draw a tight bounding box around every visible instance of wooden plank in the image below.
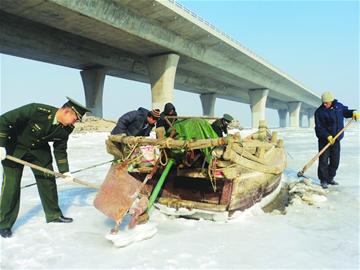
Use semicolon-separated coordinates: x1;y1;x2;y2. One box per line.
219;180;233;205
158;197;227;212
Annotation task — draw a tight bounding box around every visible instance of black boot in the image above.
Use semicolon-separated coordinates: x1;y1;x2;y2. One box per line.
0;228;12;238
49;215;73;223
328;179;339;185
321;181;328;189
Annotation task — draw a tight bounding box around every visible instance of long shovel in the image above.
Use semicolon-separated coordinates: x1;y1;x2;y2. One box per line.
297;119;354;177
21;159;113;189
4;155;100;189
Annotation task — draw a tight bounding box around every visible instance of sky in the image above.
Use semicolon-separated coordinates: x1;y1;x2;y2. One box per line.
0;0;359;127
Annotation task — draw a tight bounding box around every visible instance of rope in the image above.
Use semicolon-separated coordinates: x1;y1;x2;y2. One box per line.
207;158;217;192
165;138;172;148
127;153;144;165
125;143;139;160
159;149;168;166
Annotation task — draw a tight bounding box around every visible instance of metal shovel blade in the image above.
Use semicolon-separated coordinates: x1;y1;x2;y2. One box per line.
93;163;141;223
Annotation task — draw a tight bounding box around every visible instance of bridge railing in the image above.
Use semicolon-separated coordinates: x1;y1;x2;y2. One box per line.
168;0;253;55
166;0;316;96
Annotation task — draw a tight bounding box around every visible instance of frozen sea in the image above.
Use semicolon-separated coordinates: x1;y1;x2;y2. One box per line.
0;125;359;269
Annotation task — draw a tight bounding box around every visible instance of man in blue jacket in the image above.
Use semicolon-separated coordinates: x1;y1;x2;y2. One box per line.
314;91;359;189
111;107;160;136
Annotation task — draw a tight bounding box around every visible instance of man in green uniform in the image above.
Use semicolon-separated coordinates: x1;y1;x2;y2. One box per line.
211;113;234;137
0;97;90;238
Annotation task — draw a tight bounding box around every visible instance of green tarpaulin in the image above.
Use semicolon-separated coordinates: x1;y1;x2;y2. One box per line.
171;119;218;163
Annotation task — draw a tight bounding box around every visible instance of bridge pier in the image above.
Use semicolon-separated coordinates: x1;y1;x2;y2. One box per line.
146;53;179;110
307;109;315;127
287;102;302;127
80;67;106;118
299;112;305;127
249;89;269;128
200;93;216;116
277;109;288;128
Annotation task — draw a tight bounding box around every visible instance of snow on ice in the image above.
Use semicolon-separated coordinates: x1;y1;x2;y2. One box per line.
0;126;359;269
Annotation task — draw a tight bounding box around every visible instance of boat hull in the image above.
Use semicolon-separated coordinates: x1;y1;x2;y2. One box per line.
106;123;287;218
130;169;282;216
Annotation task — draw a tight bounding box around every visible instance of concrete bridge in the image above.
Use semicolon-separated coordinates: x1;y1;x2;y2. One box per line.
0;0;321;127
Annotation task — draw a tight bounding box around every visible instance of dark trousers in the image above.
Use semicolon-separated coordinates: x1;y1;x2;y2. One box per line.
0;155;62;229
317;140;340;183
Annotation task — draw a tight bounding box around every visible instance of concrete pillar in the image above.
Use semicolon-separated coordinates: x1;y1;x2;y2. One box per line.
200;93;216;116
80;68;106;118
299;112;305;127
287;102;302;127
249;89;269;128
307;109;315;128
146;53;180;110
277;109;287;128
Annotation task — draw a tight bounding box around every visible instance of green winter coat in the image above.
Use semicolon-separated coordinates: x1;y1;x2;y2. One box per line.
0;103;73;173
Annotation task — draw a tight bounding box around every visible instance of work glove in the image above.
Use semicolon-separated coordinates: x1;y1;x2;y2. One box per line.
327;135;335;145
352;111;360;121
63;172;74;183
0;147;6;161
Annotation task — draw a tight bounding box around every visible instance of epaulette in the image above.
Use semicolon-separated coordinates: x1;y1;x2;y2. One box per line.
37;107;52;113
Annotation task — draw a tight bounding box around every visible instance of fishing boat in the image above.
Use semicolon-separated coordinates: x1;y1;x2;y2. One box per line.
105;118;287;220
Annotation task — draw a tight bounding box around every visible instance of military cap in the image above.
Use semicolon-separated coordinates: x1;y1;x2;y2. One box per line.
64;97;91;120
223;113;234;122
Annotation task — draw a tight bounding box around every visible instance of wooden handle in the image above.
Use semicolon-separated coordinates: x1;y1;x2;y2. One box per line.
165;116;219;120
5;155;100;189
298;119;354;176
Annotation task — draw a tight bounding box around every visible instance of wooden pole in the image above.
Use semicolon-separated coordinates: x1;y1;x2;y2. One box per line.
5;155;100;189
297;119;354;177
165;116;219;120
21;159;113;189
107;136;241;155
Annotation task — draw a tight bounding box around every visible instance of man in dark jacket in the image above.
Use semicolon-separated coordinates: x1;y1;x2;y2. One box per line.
0;97;90;238
111;107;160;136
211;114;234;137
315;91;359;189
157;103;177;132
